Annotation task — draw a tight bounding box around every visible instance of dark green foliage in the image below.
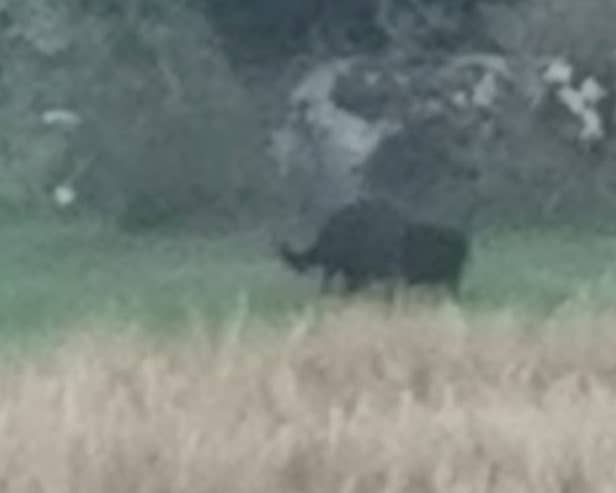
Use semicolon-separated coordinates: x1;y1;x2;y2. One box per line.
360;127;480;227
195;0;387;63
116;189;199;232
392;0;524;53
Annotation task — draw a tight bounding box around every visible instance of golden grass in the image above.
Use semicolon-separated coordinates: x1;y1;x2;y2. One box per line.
1;302;616;492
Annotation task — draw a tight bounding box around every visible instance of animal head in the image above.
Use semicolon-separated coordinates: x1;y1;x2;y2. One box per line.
277;241;313;273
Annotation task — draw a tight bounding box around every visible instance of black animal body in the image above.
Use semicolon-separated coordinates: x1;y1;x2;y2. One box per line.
399;222;468;296
278;199;469;296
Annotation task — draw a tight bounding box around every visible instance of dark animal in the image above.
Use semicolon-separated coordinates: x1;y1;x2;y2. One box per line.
399;221;469;296
278;199;469;296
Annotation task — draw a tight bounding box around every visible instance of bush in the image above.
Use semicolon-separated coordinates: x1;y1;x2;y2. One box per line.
197;0;387;64
0;0;278;228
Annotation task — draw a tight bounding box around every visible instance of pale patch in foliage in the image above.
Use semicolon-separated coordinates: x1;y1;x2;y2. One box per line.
52;185;76;207
41;109;82;128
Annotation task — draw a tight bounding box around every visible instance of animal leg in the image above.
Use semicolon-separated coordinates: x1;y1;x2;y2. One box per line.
447;269;463;299
320;269;337;293
383;278;400;303
344;274;364;294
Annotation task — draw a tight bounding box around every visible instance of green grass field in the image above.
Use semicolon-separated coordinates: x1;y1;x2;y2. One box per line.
2;217;616;347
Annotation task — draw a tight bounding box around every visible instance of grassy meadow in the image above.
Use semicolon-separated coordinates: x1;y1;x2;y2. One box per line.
2;217;616;491
4;218;616;340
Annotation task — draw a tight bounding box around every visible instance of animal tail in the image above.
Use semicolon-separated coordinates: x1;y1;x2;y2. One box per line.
278;242;317;273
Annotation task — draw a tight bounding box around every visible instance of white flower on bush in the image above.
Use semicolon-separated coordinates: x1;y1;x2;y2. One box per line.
542;58;573;85
451;91;468;109
579;77;607;105
41;109;82;128
472;72;498;108
541;55;608;145
53;184;76;208
579;109;604;142
556;81;606;143
557;86;586;116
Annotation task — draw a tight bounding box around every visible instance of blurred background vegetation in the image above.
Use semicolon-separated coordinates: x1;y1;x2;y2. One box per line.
2;0;616;339
1;0;615;230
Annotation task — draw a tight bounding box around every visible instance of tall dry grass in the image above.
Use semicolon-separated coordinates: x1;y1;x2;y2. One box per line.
1;302;616;492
